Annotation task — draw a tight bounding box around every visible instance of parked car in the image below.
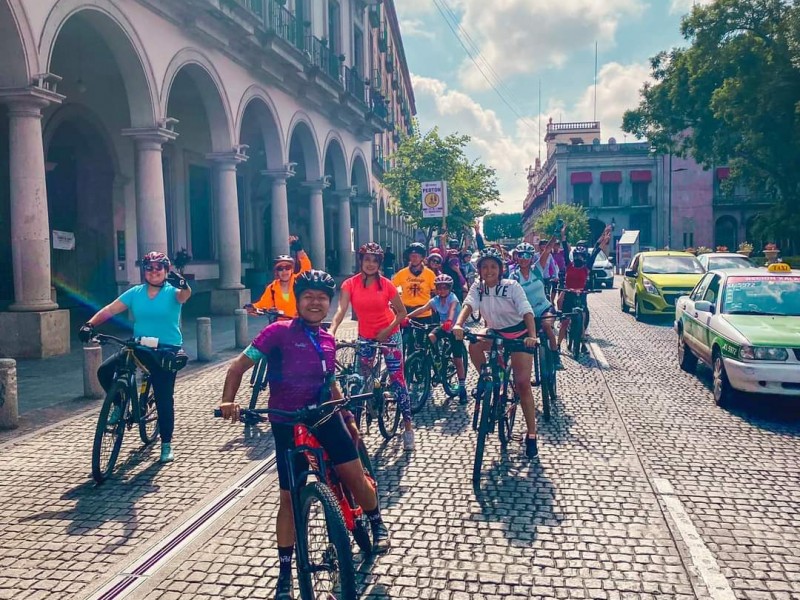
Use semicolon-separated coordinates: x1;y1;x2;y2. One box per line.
591;250;615;289
674;263;800;406
620;251;705;320
696;252;758;272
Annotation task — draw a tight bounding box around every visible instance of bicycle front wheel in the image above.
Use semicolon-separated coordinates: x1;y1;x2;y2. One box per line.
437;338;460;400
472;377;495;488
405;351;431;414
376;388;401;440
137;379;159;445
570;312;583;360
497;379;518;450
296;482;356;600
540;347;557;421
92;381;129;484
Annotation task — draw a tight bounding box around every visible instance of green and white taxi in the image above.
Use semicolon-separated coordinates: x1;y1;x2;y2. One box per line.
674;263;800;406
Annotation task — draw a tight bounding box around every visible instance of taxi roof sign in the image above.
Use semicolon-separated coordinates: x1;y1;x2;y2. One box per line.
767;262;792;273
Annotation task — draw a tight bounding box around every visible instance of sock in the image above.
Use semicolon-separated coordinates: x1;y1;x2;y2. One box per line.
366;506;383;527
278;545;294;574
458;379;466;390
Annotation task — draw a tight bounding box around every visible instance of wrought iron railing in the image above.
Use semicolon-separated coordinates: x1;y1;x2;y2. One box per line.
343;66;367;105
305;35;341;81
370;93;389;120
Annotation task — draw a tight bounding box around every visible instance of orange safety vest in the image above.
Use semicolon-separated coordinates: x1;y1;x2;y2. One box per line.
252;254;312;317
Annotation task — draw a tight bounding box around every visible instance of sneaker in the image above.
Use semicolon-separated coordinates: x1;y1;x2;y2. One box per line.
371;521;391;554
274;570;293;600
553;353;565;371
581;342;589;355
159;443;174;464
402;429;415;451
459;388;468;405
525;437;539;459
108;403;123;426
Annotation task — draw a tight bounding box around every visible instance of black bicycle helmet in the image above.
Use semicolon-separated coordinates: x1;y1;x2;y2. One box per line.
407;242;427;257
477;247;504;270
574;240;589;254
294;269;336;300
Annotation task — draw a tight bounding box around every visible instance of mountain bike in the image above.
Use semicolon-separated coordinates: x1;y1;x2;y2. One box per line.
557;288;601;359
403;321;463;412
245;308;287;410
89;334;186;483
530;314;566;421
464;331;534;487
215;395;376;599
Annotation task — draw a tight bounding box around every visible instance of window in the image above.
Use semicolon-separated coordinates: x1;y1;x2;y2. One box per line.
702;275;721;305
632;182;649;205
691;273;715;301
629;213;652;246
353;25;364;74
328;0;341;54
573;183;590;206
683;232;694;248
602;182;619;206
189;165;213;261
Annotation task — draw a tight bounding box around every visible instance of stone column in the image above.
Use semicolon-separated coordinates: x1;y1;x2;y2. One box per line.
263;168;293;257
122;127;178;258
0;85;71;358
302;179;328;271
355;196;374;248
208;151;249;314
335;190;354;275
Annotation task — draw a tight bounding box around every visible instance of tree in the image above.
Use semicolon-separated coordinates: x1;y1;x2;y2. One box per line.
622;0;800;240
483;213;523;241
382;126;499;244
533;205;590;244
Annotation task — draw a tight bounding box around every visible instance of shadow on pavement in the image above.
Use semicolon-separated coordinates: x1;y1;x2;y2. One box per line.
370;436;409;511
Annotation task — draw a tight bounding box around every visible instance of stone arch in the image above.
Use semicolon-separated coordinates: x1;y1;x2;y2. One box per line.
287;112;322;180
323;132;349;190
162;49;234;151
40;0;157;126
0;0;38;87
235;86;285;168
715;215;738;251
43;103;122;175
350;148;370;196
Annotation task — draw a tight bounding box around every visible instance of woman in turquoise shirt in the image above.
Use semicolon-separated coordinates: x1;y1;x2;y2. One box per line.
79;252;192;463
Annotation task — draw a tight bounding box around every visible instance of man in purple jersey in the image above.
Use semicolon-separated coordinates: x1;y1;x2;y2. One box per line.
219;270;389;599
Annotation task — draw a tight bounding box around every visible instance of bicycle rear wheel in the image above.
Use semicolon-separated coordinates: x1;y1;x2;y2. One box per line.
296;482;356;600
405;351;431;414
376;389;401;440
497;379;518;450
472;377;495;488
137;378;159;444
540;347;556;421
92;381;129;484
437;338;460;400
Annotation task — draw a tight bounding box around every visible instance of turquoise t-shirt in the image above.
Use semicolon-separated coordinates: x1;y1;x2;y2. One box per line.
513;264;552;317
119;284;183;347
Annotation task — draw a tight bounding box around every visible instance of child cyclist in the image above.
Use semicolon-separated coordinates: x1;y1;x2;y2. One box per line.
405;273;469;403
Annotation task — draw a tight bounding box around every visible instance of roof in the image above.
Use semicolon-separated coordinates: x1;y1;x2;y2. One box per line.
637;251;697;257
700;253;751;259
709;268;800;276
618;230;639;245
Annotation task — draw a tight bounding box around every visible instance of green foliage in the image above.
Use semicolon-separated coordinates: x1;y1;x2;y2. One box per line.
534;205;590;244
622;0;800;239
382;127;499;243
483;213;523;241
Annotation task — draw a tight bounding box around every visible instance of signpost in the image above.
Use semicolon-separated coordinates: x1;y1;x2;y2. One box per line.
421;180;448;234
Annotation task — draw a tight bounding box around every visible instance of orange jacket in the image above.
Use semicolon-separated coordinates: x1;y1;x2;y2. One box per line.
252;253;312;317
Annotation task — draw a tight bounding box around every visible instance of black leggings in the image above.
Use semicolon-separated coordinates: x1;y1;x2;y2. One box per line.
97;350;178;444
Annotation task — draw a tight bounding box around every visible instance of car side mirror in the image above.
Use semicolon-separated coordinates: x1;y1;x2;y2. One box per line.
695;300;715;314
609;256;616;265
624;269;636;278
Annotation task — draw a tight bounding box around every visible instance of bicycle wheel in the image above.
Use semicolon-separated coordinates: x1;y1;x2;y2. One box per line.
405;351;431;414
296;482;356;600
472;377;495;488
497;378;518;450
376;388;401;440
569;312;583;360
137;378;160;444
540;347;555;421
248;357;269;410
437;338;460;400
92;381;129;484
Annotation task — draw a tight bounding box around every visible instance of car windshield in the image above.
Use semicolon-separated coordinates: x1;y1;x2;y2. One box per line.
723;276;800;316
707;256;757;270
642;256;703;274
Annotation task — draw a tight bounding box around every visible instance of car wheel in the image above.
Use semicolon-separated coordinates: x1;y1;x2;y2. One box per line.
620;291;629;313
634;296;644;322
712;349;734;408
677;328;697;373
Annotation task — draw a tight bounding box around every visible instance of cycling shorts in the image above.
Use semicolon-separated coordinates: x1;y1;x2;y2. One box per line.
430;327;466;357
271;412;358;491
562;291;587;314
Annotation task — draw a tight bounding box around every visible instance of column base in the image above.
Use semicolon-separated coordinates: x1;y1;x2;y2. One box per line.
0;310;70;358
210;288;251;315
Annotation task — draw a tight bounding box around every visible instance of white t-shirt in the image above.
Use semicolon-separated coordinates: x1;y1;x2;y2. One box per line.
464;279;533;331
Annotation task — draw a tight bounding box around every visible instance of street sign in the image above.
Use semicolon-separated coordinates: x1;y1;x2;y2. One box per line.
52;230;75;251
421;181;447;219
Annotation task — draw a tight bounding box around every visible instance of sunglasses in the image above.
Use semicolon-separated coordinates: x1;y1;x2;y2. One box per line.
144;264;166;272
428;259;442;265
517;252;533;259
275;265;293;272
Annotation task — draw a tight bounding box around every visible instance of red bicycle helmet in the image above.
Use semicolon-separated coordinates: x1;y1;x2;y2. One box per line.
141;251;171;268
358;242;384;263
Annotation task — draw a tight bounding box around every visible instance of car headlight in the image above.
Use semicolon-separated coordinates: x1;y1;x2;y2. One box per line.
739;346;789;361
642;277;659;295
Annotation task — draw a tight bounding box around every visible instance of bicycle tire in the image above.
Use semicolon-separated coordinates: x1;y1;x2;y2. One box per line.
352;514;373;556
540;347;555;421
497;378;517;450
137;379;159;445
438;338;460;400
296;482;356;600
92;381;129;484
570;312;583;360
248;357;268;410
472;377;495;488
406;351;431;414
376;389;401;440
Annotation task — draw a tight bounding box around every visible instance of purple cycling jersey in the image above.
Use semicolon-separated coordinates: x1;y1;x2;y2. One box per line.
250;319;336;423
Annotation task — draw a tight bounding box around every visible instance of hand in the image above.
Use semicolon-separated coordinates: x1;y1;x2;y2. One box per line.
78;322;94;343
524;336;537;349
452;324;464;341
167;271;189;290
288;235;298;244
244;303;259;317
560;223;567;237
219;402;240;423
289;235;303;252
400;318;410;328
375;328;391;343
442;320;453;333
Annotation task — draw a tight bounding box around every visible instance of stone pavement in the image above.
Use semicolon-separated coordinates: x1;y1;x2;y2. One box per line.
0;287;798;599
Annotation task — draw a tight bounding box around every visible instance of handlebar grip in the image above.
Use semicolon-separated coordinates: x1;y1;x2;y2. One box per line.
213;409;222;418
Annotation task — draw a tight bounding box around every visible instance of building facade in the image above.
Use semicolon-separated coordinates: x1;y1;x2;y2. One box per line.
0;0;416;358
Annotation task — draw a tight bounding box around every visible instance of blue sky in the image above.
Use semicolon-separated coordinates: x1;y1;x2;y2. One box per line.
395;0;711;212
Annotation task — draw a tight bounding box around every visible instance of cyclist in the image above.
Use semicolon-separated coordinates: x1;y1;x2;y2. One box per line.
78;251;191;464
393;242;437;351
249;235;311;317
331;243;415;450
451;247;540;458
443;249;469;302
219;270;389;599
537;239;560;296
383;245;396;278
557;225;612;354
512;240;563;371
551;238;567;303
406;273;469;403
426;251;444;276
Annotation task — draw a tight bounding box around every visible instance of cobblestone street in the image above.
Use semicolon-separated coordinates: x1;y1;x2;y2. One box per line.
1;288;798;600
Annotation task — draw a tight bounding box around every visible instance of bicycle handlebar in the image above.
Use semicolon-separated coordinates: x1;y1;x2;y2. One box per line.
462;330;537;352
555;288;601;294
336;340;399;350
214;394;372;425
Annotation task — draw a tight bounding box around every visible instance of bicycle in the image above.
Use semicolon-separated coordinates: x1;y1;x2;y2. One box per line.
556;288;601;360
89;334;186;483
530;314;567;421
403;321;464;413
463;331;534;487
214;396;376;599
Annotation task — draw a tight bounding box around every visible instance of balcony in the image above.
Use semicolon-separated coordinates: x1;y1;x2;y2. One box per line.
343;66;367;106
713;194;775;207
547;121;600;132
368;5;380;28
385;48;394;72
378;23;388;52
373;143;389;175
630;196;654;208
372;67;383;92
305;34;341;82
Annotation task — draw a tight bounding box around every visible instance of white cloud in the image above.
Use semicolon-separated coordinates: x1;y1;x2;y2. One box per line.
669;0;714;15
400;18;436;40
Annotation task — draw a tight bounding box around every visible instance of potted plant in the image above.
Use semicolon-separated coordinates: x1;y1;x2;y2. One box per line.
715;245;729;252
173;248;193;278
684;247;697;255
696;246;713;255
763;243;780;265
737;241;753;256
243;249;269;292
